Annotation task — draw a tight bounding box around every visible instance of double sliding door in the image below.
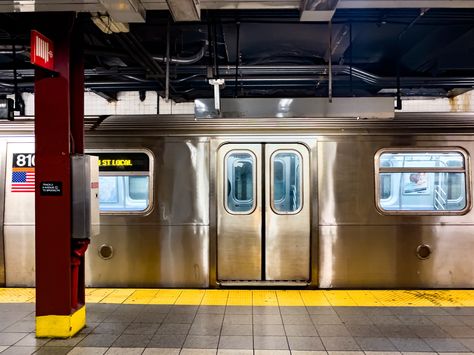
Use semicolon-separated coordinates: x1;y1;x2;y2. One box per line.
217;143;310;282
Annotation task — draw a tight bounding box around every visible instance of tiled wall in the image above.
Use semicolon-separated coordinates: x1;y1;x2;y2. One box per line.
158;97;194;114
84;91;158;115
10;91;160;116
399;90;474;112
8;89;474;117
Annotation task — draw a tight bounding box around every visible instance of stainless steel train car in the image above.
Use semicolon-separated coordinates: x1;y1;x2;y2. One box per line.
0;113;473;289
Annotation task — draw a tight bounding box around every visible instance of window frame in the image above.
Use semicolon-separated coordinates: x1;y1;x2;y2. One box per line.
86;148;154;215
224;150;257;215
270;149;304;215
374;147;470;215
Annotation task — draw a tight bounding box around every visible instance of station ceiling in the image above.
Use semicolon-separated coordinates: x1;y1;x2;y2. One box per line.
1;1;474;102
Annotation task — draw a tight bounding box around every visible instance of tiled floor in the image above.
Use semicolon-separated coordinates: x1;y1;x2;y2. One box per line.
1;302;474;354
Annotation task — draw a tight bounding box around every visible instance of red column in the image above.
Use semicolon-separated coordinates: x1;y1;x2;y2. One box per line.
34;12;86;332
70;16;88;309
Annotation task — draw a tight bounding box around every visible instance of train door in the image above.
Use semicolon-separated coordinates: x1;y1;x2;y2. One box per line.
217;143;310;283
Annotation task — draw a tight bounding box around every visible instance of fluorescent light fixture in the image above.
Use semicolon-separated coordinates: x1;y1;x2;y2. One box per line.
166;0;200;22
300;0;339;21
99;0;145;23
13;0;34;12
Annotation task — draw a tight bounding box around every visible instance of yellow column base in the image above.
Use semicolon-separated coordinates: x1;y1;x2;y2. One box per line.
36;305;86;338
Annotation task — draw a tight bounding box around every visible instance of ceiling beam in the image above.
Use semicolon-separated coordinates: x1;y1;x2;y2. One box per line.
337;0;474;8
2;0;474;13
324;24;350;62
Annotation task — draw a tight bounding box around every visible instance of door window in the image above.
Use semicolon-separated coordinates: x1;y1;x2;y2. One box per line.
225;151;256;213
271;151;302;214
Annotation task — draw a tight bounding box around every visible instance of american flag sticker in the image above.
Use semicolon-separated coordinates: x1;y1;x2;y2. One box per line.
11;152;36;193
12;167;35;192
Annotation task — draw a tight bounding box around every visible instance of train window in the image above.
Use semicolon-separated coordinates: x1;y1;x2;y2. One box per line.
375;149;469;214
271;151;302;214
88;150;153;214
99;176;150;212
225;151;255;214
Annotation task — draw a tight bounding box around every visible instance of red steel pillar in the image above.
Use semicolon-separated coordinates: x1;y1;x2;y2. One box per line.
34;13;87;337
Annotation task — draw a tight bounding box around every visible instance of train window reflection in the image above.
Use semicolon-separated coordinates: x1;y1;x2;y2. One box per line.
129;176;148;200
376;149;469;214
379;152;464;168
226;152;255;213
274;160;285;202
272;151;301;214
380;174;391;199
380;160;392;200
99;176;149;212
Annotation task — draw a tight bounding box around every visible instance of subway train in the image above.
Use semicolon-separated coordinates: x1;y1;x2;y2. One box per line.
0;112;473;289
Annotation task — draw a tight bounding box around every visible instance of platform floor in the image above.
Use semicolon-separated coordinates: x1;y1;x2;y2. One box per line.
1;289;474;354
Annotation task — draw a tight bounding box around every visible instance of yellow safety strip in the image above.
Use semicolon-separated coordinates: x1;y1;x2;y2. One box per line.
36;305;86;338
1;288;474;307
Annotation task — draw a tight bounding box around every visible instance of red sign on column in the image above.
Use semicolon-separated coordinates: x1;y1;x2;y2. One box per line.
31;30;54;71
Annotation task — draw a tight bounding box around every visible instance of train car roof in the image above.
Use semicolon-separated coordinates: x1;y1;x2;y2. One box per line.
2;112;474;136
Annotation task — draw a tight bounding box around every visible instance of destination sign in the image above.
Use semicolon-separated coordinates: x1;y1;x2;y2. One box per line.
92;152;149;172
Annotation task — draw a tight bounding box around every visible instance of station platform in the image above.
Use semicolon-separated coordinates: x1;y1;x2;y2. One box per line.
1;289;474;354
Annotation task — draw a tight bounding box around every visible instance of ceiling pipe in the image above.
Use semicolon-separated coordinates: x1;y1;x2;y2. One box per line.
0;45;28;55
3;64;474;87
165;21;170;101
328;20;333;102
121;74;151;82
87;75;474;87
2;65;474;91
152;45;206;65
85;44;207;65
5;64;465;85
349;22;353;96
234;21;240;98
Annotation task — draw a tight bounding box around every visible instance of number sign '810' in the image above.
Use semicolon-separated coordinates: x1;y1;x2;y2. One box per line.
13;153;35;168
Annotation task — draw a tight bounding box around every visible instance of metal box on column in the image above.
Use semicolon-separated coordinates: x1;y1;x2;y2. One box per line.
71;155;100;238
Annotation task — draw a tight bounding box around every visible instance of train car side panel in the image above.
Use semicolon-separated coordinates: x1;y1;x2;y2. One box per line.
4;141;35;286
86;225;209;287
319;225;474;288
85;138;210;287
318;137;474;288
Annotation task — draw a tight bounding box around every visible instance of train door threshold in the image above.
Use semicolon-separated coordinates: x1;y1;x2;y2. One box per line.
218;280;309;287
